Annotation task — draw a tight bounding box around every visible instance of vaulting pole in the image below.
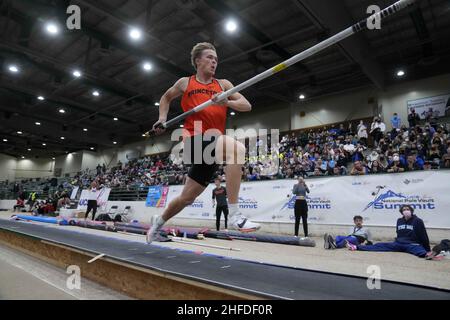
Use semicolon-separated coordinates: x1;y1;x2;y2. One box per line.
149;0;415;134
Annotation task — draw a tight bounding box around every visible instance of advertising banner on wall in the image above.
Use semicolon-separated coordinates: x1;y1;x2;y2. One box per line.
77;188;111;211
145;185;169;208
70;186;79;200
167;171;450;228
407;93;450;119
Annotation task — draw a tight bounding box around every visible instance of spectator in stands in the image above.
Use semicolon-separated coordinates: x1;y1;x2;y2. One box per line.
350;161;367;175
387;155;405;173
338;123;347;136
405;154;423;171
42;184;49;198
424;108;439;130
368;159;384;174
324;215;372;249
442;146;450;168
13;182;20;196
428;144;441;167
408;108;420;128
353;143;366;162
331;166;346;176
346;205;432;258
370;117;386;147
313;167;323;176
423;161;434;170
391;113;401;130
357;120;368;146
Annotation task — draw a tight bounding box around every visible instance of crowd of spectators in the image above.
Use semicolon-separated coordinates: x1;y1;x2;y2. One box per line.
253;111;449;181
4;110;450;195
70;155;188;190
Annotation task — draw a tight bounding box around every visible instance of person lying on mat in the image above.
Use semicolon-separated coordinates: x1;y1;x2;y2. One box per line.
346;205;433;258
324;215;372;249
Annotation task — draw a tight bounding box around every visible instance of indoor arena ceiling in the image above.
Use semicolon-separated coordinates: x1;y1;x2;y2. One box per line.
0;0;449;158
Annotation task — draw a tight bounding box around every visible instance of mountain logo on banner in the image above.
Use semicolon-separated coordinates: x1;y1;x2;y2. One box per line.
363;190;406;211
363;189;436;211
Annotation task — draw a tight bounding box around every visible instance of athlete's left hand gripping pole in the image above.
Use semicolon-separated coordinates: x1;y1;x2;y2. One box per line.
146;0;415;136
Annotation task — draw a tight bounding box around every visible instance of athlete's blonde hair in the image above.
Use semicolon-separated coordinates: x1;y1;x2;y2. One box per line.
191;42;216;70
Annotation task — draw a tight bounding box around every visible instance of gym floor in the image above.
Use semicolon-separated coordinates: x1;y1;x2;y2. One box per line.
1;211;449;299
0;242;132;300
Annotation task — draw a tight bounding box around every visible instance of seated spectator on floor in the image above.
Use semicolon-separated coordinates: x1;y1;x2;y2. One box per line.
43;201;55;215
57;195;71;210
350;161;367;175
346;205;432;258
387;155;405;173
324;215;372;249
13;198;25;212
32;201;44;216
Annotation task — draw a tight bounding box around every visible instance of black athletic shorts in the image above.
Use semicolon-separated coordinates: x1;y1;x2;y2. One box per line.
184;134;219;187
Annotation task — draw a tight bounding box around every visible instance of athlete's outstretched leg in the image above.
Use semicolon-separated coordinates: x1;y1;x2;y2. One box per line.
216;135;260;232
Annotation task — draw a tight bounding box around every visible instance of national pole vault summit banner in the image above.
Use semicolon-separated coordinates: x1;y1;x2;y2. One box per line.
77;188;111;211
407;93;450;119
167;171;450;228
145;185;169;208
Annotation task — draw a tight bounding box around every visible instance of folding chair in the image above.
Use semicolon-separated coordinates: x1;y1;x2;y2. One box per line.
115;206;131;222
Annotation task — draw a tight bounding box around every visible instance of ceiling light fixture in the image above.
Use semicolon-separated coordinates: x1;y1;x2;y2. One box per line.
225;19;238;33
8;65;19;73
45;23;59;35
73;70;82;78
129;28;142;40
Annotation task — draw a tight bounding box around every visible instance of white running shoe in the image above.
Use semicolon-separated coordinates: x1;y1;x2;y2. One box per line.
230;213;260;232
146;215;162;244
